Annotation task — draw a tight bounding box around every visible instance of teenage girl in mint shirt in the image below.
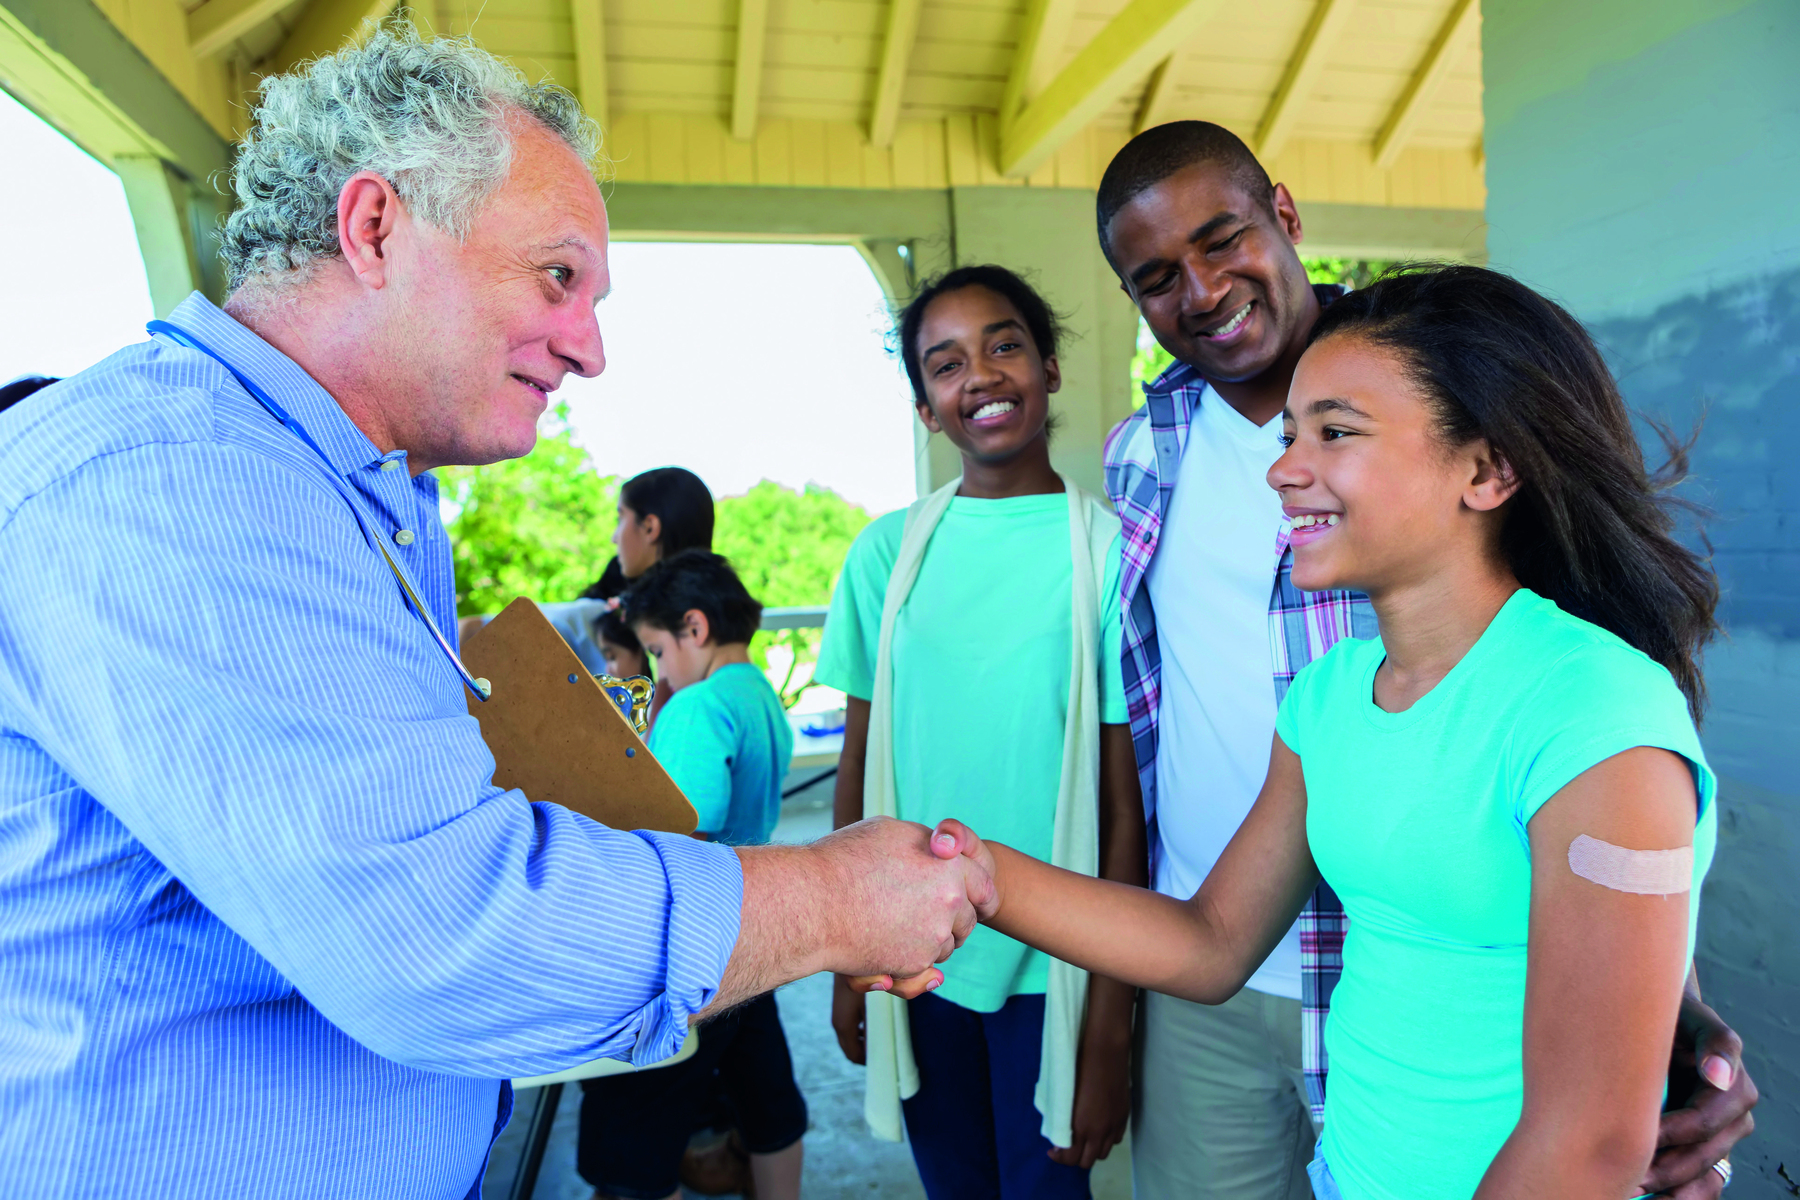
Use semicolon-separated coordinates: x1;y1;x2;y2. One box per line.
816;266;1145;1199
900;265;1723;1199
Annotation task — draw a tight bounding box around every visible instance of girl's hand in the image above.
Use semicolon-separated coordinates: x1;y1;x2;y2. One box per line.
831;973;867;1064
844;967;943;998
929;819;1001;920
1051;1021;1131;1169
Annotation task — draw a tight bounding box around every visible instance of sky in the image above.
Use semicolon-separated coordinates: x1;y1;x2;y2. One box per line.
0;94;919;516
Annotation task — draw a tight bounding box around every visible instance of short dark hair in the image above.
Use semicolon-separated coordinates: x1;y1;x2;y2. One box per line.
895;264;1064;407
0;375;58;415
621;550;763;646
619;467;714;558
1096;121;1274;265
1310;263;1719;719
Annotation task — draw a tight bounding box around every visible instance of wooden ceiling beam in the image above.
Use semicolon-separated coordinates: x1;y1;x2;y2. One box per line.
868;0;923;148
1133;53;1178;135
189;0;292;59
266;0;399;77
1373;0;1478;169
1000;0;1224;179
998;0;1080;126
730;0;770;141
1255;0;1358;162
572;0;608;130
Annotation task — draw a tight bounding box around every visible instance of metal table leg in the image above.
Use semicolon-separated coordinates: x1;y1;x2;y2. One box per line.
508;1081;564;1200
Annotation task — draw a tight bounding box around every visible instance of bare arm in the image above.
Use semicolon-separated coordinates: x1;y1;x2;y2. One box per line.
1475;747;1698;1198
1641;964;1756;1197
947;734;1318;1005
829;698;875;1062
1052;723;1147;1168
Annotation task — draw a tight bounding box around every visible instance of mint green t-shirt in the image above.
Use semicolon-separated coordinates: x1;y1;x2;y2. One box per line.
815;493;1128;1013
648;663;794;846
1275;589;1717;1200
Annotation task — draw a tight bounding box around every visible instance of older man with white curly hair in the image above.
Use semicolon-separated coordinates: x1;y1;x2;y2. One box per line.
0;30;987;1199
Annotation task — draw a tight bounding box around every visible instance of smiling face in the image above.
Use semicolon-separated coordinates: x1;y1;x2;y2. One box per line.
1107;164;1316;386
912;285;1060;467
1270;334;1518;596
378;113;610;470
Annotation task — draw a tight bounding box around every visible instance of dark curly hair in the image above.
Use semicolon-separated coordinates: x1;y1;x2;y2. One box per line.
621;550;763;646
1309;263;1719;719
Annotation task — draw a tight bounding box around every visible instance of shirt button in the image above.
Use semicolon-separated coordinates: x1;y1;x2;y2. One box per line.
380;460;399;472
394;529;415;546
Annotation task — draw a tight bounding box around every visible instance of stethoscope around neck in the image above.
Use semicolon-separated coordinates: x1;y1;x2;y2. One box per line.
147;319;493;702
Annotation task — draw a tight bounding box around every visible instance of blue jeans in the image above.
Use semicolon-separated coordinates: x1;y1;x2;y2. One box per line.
901;991;1091;1200
1308;1139;1343;1200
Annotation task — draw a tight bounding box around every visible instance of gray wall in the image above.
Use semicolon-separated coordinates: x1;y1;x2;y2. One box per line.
1485;0;1800;1186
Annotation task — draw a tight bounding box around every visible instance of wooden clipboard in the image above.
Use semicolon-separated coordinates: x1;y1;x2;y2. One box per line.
460;597;698;834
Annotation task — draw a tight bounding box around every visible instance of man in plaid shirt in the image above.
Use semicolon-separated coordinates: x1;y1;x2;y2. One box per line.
1096;123;1754;1199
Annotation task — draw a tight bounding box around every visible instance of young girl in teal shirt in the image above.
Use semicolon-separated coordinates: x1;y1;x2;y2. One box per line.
903;265;1722;1200
816;266;1144;1199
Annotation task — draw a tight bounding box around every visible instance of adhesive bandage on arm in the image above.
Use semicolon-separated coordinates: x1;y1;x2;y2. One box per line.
1567;834;1694;895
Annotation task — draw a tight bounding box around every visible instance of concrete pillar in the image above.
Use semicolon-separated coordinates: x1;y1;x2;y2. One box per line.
1484;0;1800;1187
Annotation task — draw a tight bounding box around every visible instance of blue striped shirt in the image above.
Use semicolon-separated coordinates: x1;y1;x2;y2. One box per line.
0;293;744;1199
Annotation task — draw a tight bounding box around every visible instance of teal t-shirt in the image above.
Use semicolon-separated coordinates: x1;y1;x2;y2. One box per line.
648;662;794;846
1275;589;1717;1200
815;493;1128;1013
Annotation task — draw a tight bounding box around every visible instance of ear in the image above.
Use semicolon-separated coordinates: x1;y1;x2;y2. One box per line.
1271;182;1304;248
682;607;713;646
337;171;405;290
640;511;663;547
1043;354;1062;395
1463;441;1521;513
915;400;944;434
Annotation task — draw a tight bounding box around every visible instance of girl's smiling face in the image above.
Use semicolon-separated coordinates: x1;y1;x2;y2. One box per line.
913;285;1060;466
1270;334;1517;596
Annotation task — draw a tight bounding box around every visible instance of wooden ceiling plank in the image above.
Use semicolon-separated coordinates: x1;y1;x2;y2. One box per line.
1372;0;1478;170
1255;0;1357;162
730;0;770;141
267;0;399;77
1132;53;1177;135
997;0;1080;126
571;0;609;130
1000;0;1225;179
867;0;923;148
189;0;293;59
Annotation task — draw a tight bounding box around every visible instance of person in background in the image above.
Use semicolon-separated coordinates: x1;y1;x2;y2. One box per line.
595;604;649;681
917;262;1723;1199
578;549;805;1200
1090;120;1754;1198
608;466;715;579
817;265;1143;1199
0;375;58;415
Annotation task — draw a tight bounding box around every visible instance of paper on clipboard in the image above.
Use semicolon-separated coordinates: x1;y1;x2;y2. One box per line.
460;597;698;835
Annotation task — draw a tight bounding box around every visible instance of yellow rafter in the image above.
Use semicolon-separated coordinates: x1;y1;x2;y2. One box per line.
1133;53;1178;134
189;0;292;59
1000;0;1224;179
1373;0;1478;169
730;0;770;141
1256;0;1358;161
867;0;923;148
266;0;399;77
998;0;1080;125
572;0;608;130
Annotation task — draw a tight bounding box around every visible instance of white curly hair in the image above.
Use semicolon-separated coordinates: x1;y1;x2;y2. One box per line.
220;27;601;291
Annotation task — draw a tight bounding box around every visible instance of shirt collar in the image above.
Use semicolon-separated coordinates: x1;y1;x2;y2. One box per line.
165;292;389;478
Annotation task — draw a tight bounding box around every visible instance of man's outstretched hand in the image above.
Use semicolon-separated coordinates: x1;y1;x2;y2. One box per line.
1642;991;1757;1198
847;819;999;999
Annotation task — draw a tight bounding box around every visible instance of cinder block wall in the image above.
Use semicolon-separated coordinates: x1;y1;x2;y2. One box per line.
1484;0;1800;1188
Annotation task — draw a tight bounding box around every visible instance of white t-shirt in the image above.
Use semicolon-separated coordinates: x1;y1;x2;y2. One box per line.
1144;386;1302;1000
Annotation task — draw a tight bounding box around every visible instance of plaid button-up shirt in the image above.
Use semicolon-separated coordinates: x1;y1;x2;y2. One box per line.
1102;287;1376;1121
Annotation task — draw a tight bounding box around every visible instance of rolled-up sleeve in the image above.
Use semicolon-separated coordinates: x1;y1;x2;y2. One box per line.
0;441;744;1078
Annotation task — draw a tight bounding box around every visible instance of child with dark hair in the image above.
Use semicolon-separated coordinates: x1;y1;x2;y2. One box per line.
576;549;804;1200
817;264;1142;1199
906;263;1721;1200
612;466;716;578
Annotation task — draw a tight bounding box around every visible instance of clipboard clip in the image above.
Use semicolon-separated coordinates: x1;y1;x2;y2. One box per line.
596;674;654;735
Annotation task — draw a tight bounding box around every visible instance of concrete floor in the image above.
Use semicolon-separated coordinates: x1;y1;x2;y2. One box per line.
483;770;1132;1200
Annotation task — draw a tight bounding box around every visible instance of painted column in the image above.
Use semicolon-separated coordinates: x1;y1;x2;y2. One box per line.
1484;0;1800;1187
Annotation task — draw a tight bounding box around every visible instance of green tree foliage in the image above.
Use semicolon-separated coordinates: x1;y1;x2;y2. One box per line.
1125;256;1392;409
439;406;619;615
715;481;872;707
